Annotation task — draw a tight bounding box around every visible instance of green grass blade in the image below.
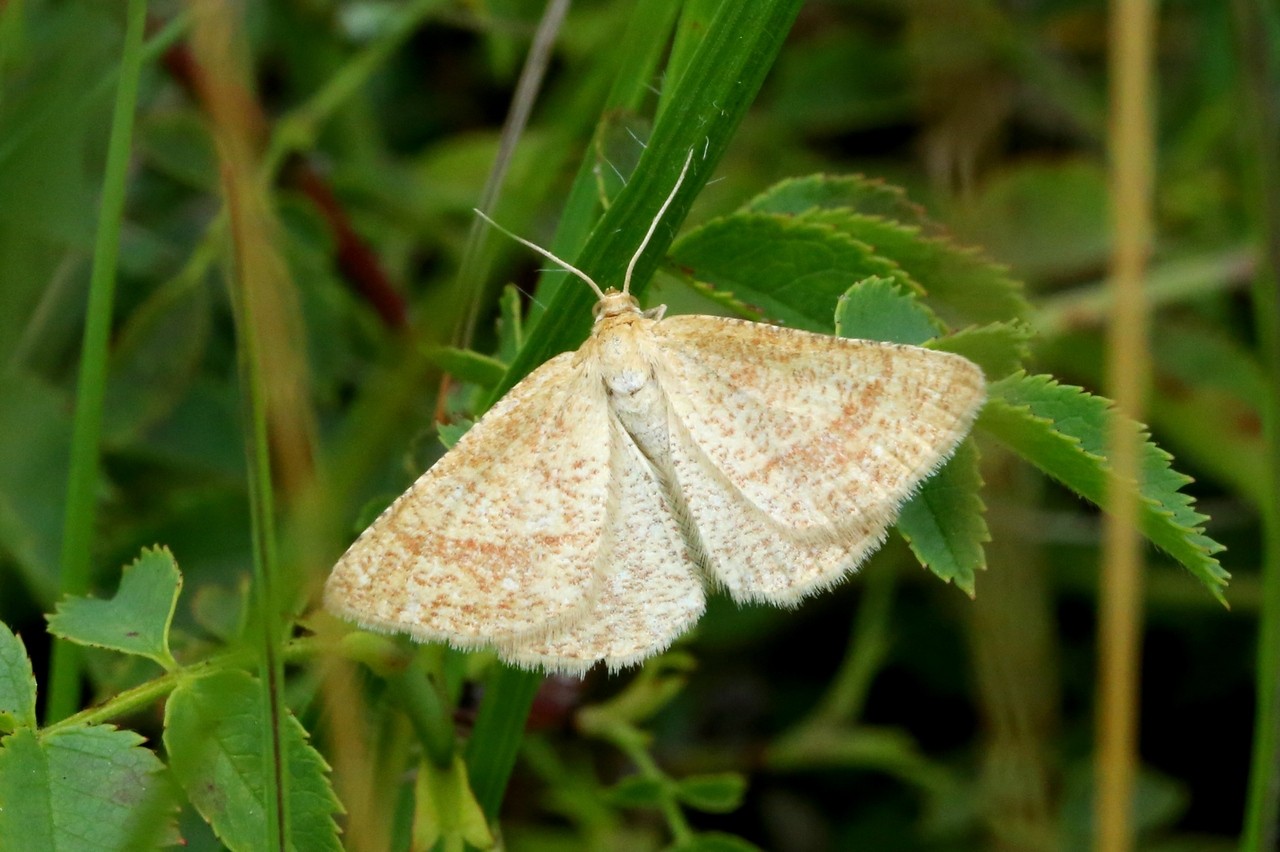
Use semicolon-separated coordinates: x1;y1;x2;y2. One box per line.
44;0;149;725
464;0;804;822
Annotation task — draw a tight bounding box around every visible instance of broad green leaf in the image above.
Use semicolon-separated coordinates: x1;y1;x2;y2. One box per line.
412;754;493;852
927;321;1031;379
675;773;748;814
794;208;1029;326
948;159;1112;280
0;370;71;605
979;373;1229;601
424;346;507;389
895;441;988;596
0;622;36;732
669;213;901;332
1149;326;1268;509
605;775;667;808
165;670;342;852
0;725;174;852
770;32;913;135
101;267;210;449
833;276;942;344
47;547;181;670
746;173;928;228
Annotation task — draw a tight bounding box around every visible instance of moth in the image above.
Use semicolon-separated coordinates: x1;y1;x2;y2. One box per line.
325;154;986;674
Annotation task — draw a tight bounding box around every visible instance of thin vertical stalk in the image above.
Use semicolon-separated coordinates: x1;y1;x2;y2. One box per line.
190;1;310;846
1095;1;1154;850
44;0;149;724
1232;0;1280;847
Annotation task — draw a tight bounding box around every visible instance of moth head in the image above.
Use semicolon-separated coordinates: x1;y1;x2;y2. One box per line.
593;289;642;322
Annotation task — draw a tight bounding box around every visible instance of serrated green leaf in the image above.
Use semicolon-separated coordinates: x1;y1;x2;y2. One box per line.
668;212;901;332
0;622;36;732
746;173;929;227
794;208;1029;326
927;321;1031;379
165;670;343;852
0;725;174;852
412;754;494;852
46;546;181;669
606;775;668;809
896;441;988;596
669;831;764;852
424;346;507;388
674;773;748;814
833;276;943;344
978;373;1229;600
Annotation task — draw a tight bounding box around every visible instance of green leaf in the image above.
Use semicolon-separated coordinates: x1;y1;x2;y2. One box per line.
833;276;942;344
793;208;1029;326
674;773;748;814
101;278;211;446
0;622;36;732
46;546;182;670
165;670;343;852
605;774;668;809
437;419;474;451
412;754;493;852
495;285;525;364
745;173;929;228
0;370;72;605
0;725;174;851
948;159;1112;280
927;321;1031;379
669;213;901;332
424;346;507;389
895;441;988;596
978;373;1229;601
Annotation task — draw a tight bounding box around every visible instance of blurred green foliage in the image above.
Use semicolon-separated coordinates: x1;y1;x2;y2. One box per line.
0;0;1270;850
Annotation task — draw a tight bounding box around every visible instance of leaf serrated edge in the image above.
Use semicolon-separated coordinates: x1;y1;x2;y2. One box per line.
979;372;1229;602
789;207;1030;322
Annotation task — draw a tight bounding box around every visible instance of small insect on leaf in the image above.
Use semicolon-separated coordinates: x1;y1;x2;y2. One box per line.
324;153;985;675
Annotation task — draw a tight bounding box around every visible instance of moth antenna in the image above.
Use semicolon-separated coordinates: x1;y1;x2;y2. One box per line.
623;149;694;296
474;208;606;300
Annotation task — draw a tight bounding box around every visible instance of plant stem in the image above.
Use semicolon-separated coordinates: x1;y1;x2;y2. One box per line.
1232;0;1280;847
1095;0;1154;849
45;0;149;725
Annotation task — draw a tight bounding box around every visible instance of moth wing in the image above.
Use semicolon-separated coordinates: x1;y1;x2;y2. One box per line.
652;315;985;604
324;350;612;645
503;415;704;674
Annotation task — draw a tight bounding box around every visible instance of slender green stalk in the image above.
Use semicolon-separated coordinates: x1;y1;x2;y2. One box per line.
44;0;149;725
223;175;292;852
1232;1;1280;847
43;638;323;736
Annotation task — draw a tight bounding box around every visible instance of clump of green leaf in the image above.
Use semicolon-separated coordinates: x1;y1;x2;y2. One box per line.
0;548;343;852
664;173;1227;600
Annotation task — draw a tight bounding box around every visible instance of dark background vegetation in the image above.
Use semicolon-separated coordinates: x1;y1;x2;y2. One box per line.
0;0;1271;849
